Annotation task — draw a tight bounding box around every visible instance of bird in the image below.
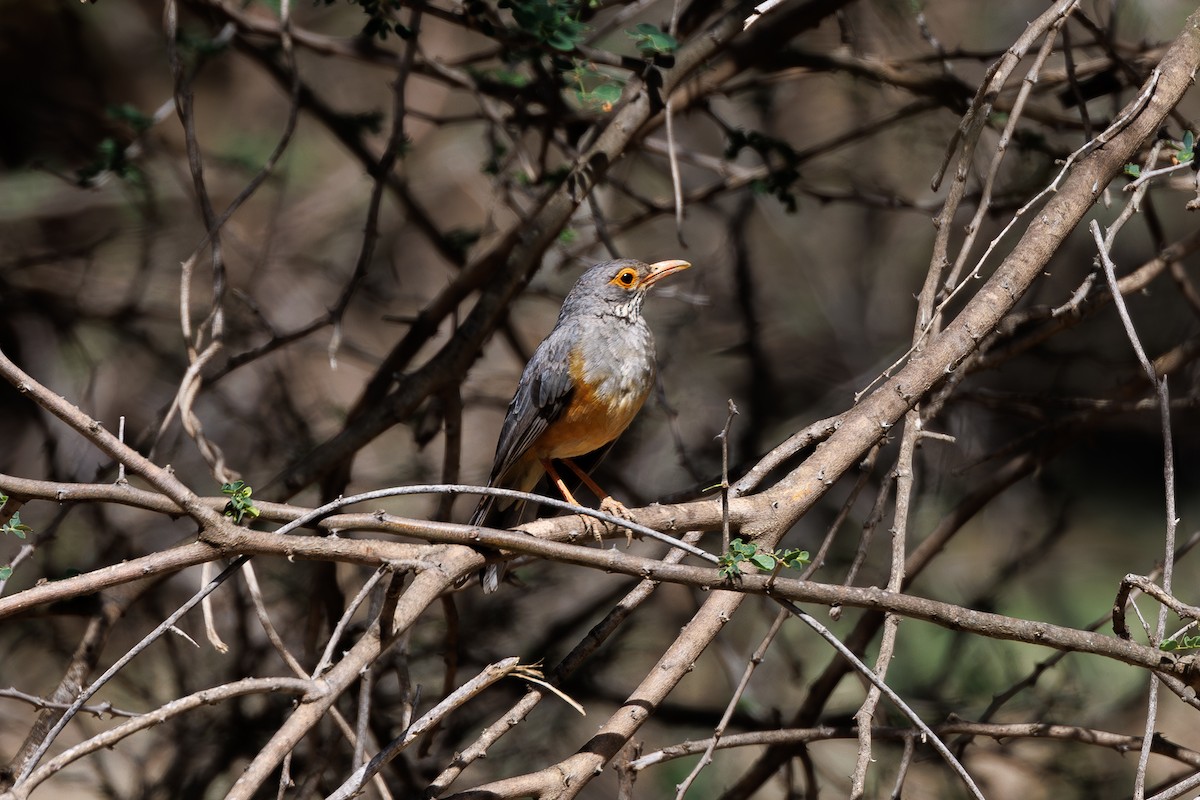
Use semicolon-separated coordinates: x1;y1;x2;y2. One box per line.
470;257;692;591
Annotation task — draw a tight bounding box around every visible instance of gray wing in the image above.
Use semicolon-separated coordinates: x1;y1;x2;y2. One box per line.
469;328;575;528
489;328;576;484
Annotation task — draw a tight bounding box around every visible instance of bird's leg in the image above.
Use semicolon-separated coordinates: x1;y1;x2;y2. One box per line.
561;458;611;503
540;458;583;507
542;458;609;543
542;458;603;543
560;458;634;546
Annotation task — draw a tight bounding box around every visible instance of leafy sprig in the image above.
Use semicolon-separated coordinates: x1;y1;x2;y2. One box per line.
1173;130;1195;164
1;494;30;582
222;481;261;525
500;0;587;52
1162;632;1200;652
718;537;809;580
2;512;31;540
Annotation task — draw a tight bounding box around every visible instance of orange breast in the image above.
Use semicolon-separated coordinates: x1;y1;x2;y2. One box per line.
531;347;652;460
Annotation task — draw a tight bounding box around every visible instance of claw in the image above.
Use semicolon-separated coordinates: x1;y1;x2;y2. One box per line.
582;513;606;544
599;496;635;546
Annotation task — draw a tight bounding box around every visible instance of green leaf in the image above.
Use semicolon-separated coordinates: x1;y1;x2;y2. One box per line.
0;566;11;581
575;80;624;111
588;82;619;105
547;30;575;51
627;23;677;55
749;553;777;571
1177;131;1195;163
1162;633;1200;651
3;512;31;540
1123;163;1141;177
222;481;261;524
489;68;529;88
792;550;811;567
728;538;753;557
776;547;810;568
591;83;622;104
504;0;587;51
719;537;809;580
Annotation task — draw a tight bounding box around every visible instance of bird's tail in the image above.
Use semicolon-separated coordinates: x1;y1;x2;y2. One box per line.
469;458;545;592
468;492;527;593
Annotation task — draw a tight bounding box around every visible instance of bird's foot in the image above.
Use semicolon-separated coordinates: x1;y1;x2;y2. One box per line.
598;496;635;546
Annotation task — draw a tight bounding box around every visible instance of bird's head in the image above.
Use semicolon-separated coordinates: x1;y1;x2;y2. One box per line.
563;258;692;320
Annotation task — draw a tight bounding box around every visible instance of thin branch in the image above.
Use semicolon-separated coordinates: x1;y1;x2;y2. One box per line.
632;720;1200;771
326;658;525;800
674;608;788;798
12;679;313;797
1091;218;1180;799
774;598;984;800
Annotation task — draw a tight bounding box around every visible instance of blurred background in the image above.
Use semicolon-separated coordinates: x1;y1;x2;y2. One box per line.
2;0;1200;797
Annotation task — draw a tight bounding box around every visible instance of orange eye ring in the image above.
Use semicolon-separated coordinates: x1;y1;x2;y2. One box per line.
613;268;638;287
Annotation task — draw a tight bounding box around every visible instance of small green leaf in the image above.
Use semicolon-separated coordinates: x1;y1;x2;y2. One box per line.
575;80;624;111
1162;633;1200;651
775;547;810;568
505;0;587;51
749;553;777;571
3;512;31;540
547;30;575;51
1124;163;1141;177
728;538;754;557
591;83;622;104
1176;131;1194;164
0;566;11;581
792;550;811;567
489;68;529;88
627;23;677;55
221;481;261;525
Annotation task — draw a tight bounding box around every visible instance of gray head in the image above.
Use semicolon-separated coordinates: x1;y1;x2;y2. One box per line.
558;258;691;321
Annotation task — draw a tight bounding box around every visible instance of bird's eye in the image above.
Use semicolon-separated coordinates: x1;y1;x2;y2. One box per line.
615;268;637;287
